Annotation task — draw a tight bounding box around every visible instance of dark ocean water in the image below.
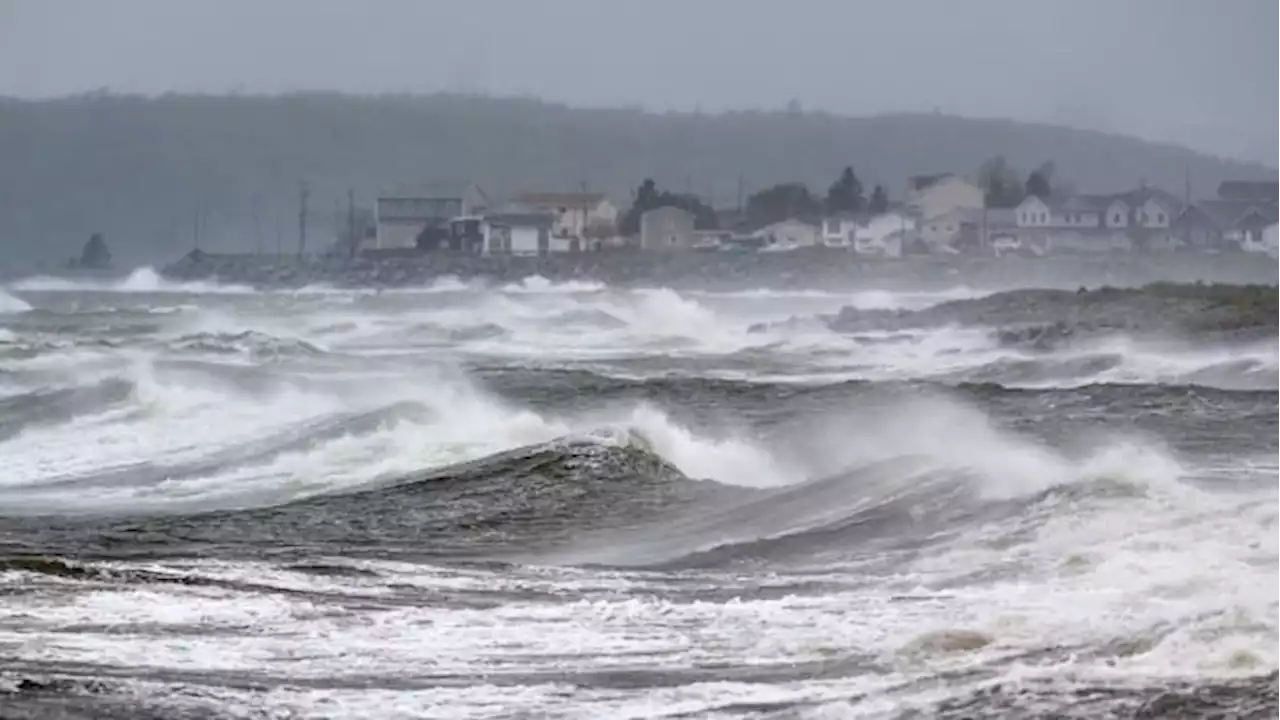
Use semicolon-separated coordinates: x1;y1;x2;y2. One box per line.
0;270;1276;719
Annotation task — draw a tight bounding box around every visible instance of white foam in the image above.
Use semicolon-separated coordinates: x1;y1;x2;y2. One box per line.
0;288;31;313
501;275;606;294
11;266;255;294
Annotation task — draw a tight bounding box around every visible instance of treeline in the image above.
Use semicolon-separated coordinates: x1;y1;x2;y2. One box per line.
620;158;1059;233
0;93;1273;269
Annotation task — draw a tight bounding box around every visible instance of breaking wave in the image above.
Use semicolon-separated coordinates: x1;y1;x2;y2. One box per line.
10;267;255;294
0;289;31;313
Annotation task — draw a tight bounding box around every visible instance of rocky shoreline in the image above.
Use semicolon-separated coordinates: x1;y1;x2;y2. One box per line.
159;249;1279;292
824;283;1279;347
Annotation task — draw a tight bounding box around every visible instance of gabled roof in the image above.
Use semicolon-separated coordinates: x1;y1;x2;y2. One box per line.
514;191;609;209
1022;187;1181;214
484;211;555;228
1059;194;1112;212
377;182;489;201
1114;186;1183;211
908;173;956;192
1184;200;1280;229
1217;181;1279;203
641;205;695;219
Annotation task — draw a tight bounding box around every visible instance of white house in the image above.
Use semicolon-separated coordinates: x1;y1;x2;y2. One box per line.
512;192;620;242
480;212;556;256
906;174;984;220
753;218;821;249
1242;223;1279;257
374;183;491;250
852;211;915;257
919;208;976;250
1014;187;1183;253
821;213;860;247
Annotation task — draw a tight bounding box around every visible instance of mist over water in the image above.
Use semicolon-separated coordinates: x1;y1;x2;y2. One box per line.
0;269;1275;719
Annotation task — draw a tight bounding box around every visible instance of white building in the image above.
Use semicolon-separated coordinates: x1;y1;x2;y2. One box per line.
373;183;491;250
1013;187;1183;253
821;213;860;247
1243;223;1279;257
512;192;620;243
752;218;821;250
1016;188;1181;233
852;211;915;258
480;212;556;256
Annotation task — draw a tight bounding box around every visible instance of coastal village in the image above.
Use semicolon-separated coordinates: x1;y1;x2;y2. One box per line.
353;173;1280;261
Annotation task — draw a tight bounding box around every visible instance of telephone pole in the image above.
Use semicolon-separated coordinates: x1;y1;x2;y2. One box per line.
347;188;356;258
252;196;263;255
298;181;310;257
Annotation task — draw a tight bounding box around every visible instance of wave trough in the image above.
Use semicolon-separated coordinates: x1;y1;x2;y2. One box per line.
0;272;1274;719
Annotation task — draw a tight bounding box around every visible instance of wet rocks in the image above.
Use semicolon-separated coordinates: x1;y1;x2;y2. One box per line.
995;320;1076;351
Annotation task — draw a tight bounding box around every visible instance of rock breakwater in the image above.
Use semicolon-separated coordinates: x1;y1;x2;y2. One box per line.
160;248;1279;292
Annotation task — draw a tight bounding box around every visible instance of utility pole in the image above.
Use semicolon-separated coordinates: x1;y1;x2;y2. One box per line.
274;210;283;259
347;188;356;258
298;181;310;257
252;196;263;255
735;174;745;213
192;208;202;251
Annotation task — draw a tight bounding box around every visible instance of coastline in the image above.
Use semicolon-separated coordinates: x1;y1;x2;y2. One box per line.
157;248;1280;292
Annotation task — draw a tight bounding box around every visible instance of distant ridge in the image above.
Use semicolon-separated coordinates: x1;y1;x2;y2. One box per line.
0;93;1274;266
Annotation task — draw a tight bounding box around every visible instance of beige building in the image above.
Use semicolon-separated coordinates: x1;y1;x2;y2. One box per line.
512;191;620;243
906;174;984;220
639;206;696;251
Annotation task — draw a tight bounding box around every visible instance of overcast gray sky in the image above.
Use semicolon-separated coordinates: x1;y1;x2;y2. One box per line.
1;0;1275;164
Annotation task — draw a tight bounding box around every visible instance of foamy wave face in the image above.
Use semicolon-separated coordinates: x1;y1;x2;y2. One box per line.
0;279;1273;717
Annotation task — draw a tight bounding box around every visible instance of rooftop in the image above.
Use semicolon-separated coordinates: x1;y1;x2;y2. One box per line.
1217;180;1279;203
514;191;608;209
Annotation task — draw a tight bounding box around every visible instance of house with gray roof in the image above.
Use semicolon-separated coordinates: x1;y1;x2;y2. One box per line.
1216;181;1279;204
1012;186;1185;253
1173;199;1278;250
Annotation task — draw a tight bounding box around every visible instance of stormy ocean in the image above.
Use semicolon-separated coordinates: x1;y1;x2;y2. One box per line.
0;268;1275;719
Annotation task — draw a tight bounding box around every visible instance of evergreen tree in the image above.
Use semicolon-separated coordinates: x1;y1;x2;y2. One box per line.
824;166;866;214
620;178;717;234
1024;160;1055;199
868;184;889;214
79;232;112;269
746;183;822;227
977;155;1025;208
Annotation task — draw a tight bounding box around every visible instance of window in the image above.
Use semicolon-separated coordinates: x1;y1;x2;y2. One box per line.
1156;212;1164;224
1113;213;1121;224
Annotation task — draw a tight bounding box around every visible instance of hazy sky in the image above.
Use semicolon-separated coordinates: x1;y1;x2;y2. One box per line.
1;0;1275;164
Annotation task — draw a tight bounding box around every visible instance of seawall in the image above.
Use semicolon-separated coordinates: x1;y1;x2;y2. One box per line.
160;249;1280;291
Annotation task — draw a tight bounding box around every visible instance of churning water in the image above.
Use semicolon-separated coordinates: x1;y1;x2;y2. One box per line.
0;269;1275;719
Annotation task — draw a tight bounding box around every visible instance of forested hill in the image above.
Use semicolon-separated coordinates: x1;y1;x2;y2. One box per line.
0;93;1274;268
